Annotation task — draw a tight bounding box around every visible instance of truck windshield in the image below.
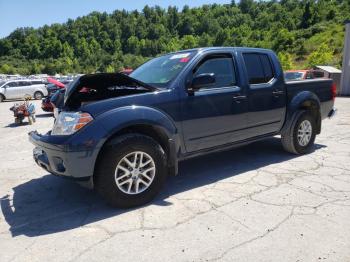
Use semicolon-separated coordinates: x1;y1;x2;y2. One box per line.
130;51;196;88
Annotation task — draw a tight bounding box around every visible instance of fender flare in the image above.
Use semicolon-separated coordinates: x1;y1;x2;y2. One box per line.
94;106;180;174
282;91;321;135
97;105;177;138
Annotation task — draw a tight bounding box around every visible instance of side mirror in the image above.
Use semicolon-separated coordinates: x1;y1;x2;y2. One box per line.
188;73;215;94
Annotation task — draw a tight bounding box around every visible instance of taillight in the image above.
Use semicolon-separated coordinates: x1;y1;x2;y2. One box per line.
331;83;336;101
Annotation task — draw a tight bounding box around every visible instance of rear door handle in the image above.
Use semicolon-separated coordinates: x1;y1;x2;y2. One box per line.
232;95;247;103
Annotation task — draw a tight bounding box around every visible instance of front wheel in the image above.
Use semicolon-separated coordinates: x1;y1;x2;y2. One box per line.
281;111;317;154
95;133;168;208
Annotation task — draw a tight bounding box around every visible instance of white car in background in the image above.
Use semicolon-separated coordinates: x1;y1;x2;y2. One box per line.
0;80;48;102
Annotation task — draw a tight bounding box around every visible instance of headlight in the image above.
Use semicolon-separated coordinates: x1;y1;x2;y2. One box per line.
51;111;93;135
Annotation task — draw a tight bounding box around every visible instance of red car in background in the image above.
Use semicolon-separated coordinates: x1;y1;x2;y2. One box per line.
41;78;66;112
120;68;133;75
284;69;325;82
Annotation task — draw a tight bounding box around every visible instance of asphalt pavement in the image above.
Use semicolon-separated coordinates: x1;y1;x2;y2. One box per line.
0;98;349;262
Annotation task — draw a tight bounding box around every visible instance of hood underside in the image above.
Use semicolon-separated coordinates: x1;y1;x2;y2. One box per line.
64;73;157;108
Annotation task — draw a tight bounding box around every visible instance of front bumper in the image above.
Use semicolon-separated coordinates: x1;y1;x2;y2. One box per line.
29;131;97;184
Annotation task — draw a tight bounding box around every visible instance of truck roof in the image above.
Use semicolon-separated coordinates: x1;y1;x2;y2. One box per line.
168;46;273;54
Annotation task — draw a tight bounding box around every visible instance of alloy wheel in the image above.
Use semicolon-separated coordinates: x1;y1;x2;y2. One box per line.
114;151;156;195
297;120;312;146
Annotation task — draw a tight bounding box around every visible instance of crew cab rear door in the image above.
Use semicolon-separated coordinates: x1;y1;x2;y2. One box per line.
242;52;286;137
180;52;249;152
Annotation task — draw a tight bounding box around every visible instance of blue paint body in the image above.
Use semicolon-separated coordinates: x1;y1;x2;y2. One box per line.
29;47;334;183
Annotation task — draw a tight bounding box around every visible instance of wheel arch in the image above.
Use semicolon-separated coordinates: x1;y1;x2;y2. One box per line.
33;90;44;98
282;91;321;135
92;106;181;184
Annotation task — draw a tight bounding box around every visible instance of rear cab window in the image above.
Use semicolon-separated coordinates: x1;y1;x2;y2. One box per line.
243;53;275;85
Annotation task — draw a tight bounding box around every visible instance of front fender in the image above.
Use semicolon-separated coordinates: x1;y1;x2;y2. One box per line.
97;105;177;138
63;105;179;176
96;105;180;174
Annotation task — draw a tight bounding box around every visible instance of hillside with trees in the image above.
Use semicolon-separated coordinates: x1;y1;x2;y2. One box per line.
0;0;349;75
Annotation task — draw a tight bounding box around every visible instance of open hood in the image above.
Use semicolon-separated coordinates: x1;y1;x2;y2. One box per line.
64;73;157;108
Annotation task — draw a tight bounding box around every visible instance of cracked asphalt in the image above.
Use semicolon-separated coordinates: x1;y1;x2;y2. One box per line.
0;98;350;262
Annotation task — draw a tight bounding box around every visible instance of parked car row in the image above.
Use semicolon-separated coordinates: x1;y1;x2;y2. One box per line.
0;78;74;102
0;80;48;102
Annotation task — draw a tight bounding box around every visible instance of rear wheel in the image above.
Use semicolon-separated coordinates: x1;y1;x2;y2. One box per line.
34;91;43;100
281;111;317;154
95;133;168;208
0;94;4;102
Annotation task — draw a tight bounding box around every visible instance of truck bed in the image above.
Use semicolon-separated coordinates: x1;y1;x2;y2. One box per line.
285;78;334;119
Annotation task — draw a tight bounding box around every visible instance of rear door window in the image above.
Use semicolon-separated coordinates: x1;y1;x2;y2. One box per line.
259;54;274;82
243;53;275;85
19;81;31;86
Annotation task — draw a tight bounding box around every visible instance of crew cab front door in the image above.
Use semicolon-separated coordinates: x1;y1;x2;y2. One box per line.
181;53;248;152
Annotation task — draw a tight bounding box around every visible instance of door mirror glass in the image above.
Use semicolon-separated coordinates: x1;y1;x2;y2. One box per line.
189;73;215;93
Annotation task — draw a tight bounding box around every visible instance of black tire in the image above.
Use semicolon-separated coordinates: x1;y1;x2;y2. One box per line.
0;94;4;102
34;91;43;100
95;133;168;208
281;110;317;154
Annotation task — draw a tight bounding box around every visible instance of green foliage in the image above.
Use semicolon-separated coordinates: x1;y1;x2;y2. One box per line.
306;43;334;68
0;0;348;74
0;64;13;74
278;52;294;70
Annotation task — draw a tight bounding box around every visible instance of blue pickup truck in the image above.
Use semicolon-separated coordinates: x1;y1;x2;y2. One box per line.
29;47;336;207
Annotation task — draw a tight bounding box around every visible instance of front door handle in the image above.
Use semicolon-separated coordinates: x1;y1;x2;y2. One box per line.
233;95;247;100
272;90;284;97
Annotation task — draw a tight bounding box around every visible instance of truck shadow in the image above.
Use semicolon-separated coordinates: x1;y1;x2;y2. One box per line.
4;122;31;128
35;113;53;118
1;137;325;237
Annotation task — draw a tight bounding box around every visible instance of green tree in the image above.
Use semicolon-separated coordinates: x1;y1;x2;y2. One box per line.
0;64;13;74
301;1;313;29
0;1;347;74
105;64;115;73
181;35;198;49
306;43;333;67
273;29;294;52
278;52;294;70
126;36;140;54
